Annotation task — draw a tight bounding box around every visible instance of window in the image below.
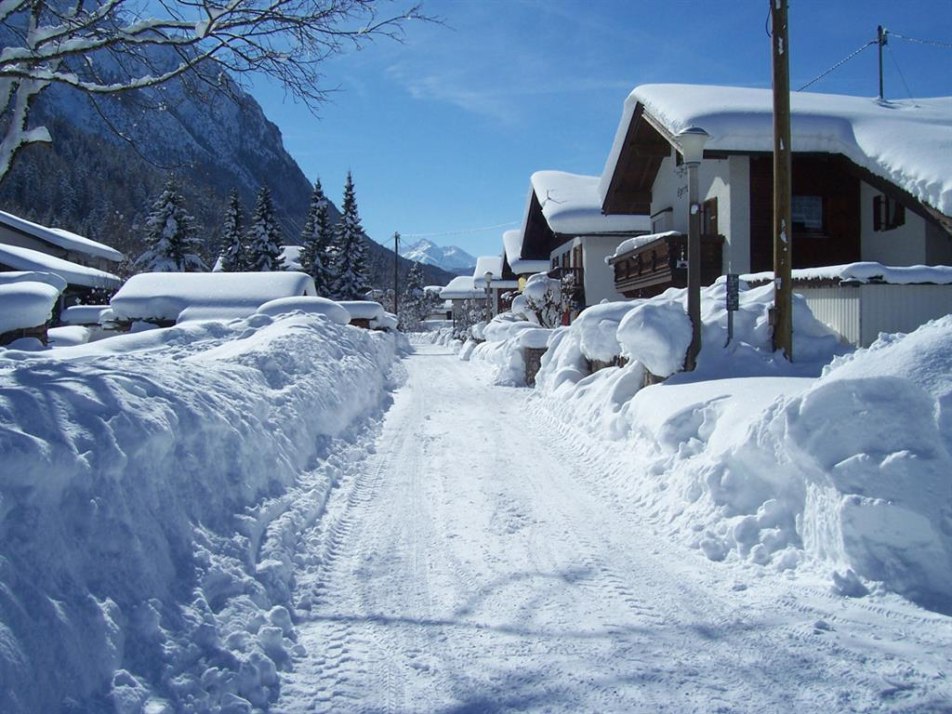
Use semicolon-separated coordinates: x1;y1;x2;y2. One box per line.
651;208;673;233
873;194;906;231
792;195;824;235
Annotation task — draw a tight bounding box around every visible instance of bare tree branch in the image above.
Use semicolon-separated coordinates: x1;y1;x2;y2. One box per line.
0;0;430;182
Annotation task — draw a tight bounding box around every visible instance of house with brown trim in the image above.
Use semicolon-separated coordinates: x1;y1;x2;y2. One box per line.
598;84;952;298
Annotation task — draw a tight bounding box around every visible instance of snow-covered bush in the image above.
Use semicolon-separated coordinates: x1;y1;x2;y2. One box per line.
521;272;562;327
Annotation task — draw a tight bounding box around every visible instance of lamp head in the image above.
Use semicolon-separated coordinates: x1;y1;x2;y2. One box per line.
675;127;710;166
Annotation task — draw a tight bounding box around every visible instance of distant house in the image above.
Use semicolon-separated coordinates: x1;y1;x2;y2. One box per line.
599;84;952;296
473;255;518;318
513;171;651;320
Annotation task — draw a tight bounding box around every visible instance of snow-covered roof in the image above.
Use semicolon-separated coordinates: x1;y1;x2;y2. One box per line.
336;300;385;322
473;255;504;279
440;276;487;300
0;281;60;333
742;261;952;286
502;229;550;276
0;270;68;292
599;84;952;219
531;171;651;235
0;243;122;289
0;209;124;263
110;271;317;322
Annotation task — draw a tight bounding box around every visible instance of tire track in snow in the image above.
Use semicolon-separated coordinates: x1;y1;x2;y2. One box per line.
275;344;952;713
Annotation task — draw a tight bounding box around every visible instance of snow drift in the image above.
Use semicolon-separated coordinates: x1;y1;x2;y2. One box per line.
0;312;404;712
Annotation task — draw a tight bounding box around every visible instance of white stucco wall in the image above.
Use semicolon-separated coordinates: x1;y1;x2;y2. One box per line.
550;235;629;306
860;181;927;265
648;155;745;274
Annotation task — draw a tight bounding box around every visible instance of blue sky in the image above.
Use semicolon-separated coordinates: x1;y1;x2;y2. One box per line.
249;0;952;260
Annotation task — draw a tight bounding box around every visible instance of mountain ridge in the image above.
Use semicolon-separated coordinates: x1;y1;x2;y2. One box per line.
401;238;477;275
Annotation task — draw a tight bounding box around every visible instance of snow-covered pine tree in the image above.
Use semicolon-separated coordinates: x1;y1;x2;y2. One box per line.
328;172;369;300
246;186;286;272
136;177;207;272
399;260;427;330
298;179;334;292
218;189;248;271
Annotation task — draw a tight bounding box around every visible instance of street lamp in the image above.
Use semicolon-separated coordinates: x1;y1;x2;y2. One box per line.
484;271;493;321
676;126;709;372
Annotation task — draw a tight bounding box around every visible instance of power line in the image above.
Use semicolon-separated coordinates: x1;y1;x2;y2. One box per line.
400;221;520;240
797;39;877;92
889;31;952;49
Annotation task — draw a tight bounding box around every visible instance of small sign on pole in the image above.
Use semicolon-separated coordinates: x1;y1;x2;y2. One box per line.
725;273;739;346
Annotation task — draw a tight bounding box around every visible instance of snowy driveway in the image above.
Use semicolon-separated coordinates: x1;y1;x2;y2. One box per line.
275;343;952;713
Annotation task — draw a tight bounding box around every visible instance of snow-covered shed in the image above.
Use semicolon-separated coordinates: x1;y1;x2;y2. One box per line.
599;84;952;281
473;255;518;318
0;209;124;272
110;271;317;326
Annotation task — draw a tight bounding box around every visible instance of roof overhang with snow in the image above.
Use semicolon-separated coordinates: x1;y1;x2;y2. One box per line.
0;210;124;263
531;171;651;236
599;84;952;230
0;244;122;289
440;276;486;300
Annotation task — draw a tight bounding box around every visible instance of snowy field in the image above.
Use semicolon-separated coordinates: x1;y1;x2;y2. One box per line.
1;289;952;711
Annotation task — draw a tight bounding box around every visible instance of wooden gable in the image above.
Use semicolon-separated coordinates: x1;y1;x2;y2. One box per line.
601;104;672;215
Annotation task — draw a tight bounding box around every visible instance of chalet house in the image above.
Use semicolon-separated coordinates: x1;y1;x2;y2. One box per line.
509;171;650;320
599;84;952;299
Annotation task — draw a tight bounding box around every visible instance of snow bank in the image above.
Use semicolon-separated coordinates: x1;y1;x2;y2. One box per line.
533;280;952;611
110;272;317;323
0;313;403;712
0;281;60;333
469;315;555;386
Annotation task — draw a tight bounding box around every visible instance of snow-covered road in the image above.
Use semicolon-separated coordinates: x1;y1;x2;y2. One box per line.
275;343;952;713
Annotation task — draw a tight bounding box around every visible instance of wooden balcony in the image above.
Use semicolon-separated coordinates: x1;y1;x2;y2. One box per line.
608;232;724;299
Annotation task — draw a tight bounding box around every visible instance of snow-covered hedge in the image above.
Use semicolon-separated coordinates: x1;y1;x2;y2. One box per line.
0;312;404;712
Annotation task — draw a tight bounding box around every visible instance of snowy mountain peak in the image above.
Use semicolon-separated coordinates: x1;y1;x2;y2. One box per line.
401;239;476;275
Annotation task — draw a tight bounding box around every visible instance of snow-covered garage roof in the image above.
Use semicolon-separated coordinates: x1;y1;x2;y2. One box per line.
599;84;952;220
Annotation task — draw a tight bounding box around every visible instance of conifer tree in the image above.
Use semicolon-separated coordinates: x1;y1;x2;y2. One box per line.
246;186;285;271
298;179;334;292
328;172;369;300
399;260;428;329
218;189;248;271
136;177;207;272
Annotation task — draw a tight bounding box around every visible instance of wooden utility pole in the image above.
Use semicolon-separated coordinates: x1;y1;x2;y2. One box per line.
771;0;793;360
877;25;887;100
393;231;400;316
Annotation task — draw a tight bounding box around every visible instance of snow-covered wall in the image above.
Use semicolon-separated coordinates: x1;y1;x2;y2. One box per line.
0;313;405;712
